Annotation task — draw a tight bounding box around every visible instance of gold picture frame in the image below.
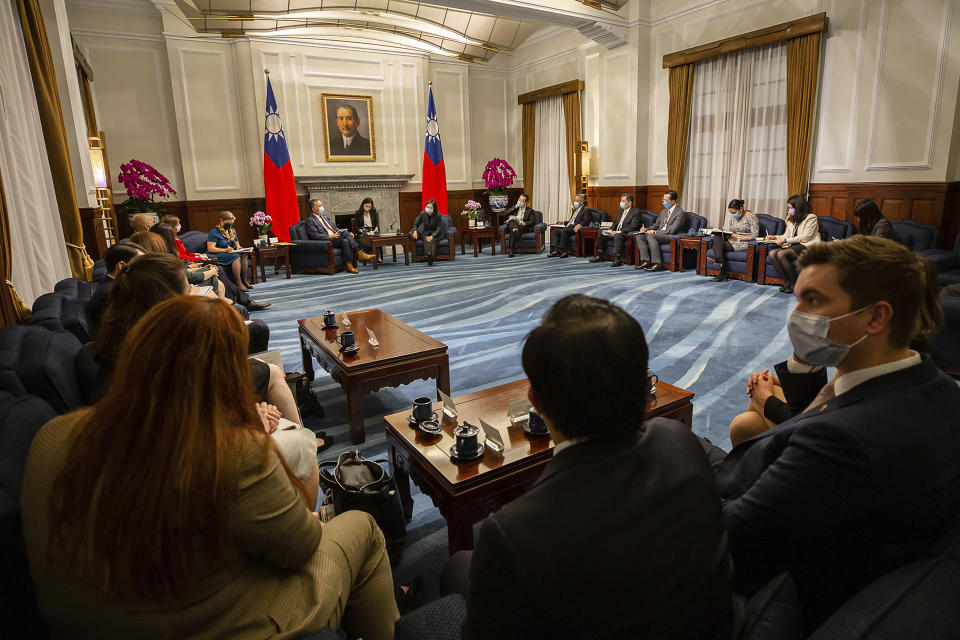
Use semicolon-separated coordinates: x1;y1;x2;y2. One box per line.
321;93;376;162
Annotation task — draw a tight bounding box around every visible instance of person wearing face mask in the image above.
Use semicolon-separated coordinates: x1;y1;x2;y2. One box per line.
548;193;591;258
207;211;253;291
706;235;960;633
707;199;759;282
590;194;642;266
764;195;819;293
635;190;687;272
161;214;206;262
410;199;445;266
306;199;375;274
503;193;536;257
353;197;381;254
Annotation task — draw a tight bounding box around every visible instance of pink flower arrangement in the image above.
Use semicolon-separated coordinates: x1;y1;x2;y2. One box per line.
117;159;176;214
482;158;516;195
461;199;482;219
249;210;273;235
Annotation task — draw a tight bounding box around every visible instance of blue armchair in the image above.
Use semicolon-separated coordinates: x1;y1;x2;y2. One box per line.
412;215;456;262
29;290;94;345
759;215;855;286
498;210;546;254
702;213;786;282
550;208;607;257
631;211;706;271
0;325;84;414
288;221;345;275
179;230;208;255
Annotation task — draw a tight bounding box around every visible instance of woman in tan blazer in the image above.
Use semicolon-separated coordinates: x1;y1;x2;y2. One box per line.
20;296;399;639
765;195;820;293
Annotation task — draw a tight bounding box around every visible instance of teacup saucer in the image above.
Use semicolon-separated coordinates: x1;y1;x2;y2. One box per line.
449;442;485;462
523;423;550;437
407;411;439;426
341;344;360;355
419;420;442;435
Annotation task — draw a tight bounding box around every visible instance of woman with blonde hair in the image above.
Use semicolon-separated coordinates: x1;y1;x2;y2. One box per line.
21;296;398;639
207;210;253;291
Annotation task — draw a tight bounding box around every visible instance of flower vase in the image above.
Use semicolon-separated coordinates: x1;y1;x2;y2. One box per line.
488;194;509;212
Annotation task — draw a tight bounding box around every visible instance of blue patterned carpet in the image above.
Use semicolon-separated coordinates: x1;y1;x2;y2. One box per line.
250;248;796;595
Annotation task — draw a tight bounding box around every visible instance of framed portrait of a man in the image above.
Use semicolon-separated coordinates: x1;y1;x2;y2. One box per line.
321;94;376;162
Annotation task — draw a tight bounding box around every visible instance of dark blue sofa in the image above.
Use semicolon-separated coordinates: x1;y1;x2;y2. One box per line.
701;213;786;282
498;210;546;254
629;211;707;271
289;220;346;275
412;215;456;262
759;215;856;286
552;207;607;256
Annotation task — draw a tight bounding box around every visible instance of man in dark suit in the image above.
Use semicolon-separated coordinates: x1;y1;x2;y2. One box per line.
503;193;537;257
548;193;591;258
443;294;735;640
711;236;960;631
328;105;371;156
305;198;374;273
591;193;642;267
635;189;686;271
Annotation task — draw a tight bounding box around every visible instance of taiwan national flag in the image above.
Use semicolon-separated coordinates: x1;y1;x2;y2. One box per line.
263;75;299;241
422;85;448;214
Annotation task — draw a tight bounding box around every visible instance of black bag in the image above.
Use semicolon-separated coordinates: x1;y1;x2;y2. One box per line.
319;450;406;562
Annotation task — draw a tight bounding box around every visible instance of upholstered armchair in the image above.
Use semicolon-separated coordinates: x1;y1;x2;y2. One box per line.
412;214;456;262
551;208;607;257
701;213;786;282
288;221;345;275
758;215;855;286
498;210;546;254
631;211;706;271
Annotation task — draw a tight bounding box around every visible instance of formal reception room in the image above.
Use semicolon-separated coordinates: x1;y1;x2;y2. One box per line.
3;0;960;637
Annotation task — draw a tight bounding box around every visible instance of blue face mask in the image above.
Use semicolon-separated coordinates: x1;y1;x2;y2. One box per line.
731;212;742;220
662;200;671;209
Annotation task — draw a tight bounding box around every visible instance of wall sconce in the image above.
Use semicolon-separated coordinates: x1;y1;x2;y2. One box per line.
578;140;590;192
88;135;107;188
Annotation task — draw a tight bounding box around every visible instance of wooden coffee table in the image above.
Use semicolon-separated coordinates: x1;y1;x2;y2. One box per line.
252;243;292;283
299;309;450;444
367;234;413;269
384;377;694;554
458;226;497;257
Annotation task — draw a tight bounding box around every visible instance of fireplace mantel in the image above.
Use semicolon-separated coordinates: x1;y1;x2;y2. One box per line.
298;175;414;193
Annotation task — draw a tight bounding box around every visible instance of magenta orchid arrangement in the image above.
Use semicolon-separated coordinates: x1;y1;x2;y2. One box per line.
481;158;516;196
462;199;482;220
117;159;176;214
249;211;273;235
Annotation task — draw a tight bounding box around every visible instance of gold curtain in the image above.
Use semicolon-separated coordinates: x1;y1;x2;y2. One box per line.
522;102;536;198
16;0;94;280
786;32;821;197
667;64;695;196
0;167;32;325
562;91;581;200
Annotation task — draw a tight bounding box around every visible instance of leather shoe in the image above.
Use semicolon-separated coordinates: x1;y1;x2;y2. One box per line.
637;260;650;269
711;274;729;282
246;301;271;311
509;251;515;257
645;263;665;272
611;258;623;267
781;285;794;294
589;256;602;263
356;250;375;263
559;251;569;258
345;262;359;274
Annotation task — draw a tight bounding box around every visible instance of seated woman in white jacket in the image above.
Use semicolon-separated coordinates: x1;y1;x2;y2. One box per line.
765;195;820;294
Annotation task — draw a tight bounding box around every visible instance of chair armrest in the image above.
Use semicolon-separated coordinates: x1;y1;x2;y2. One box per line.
534;222;547;231
290;239;330;250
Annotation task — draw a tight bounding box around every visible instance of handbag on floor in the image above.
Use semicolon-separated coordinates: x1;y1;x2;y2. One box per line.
319;450;406;563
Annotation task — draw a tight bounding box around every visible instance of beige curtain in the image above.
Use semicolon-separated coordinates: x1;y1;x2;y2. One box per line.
522;102;536;198
0;167;32;325
16;0;93;280
562;91;581;200
667;64;695;197
786;32;821;197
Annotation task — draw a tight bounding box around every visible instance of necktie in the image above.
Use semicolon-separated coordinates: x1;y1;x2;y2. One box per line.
802;379;836;414
616;211;626;232
569;207;579;225
318;214;337;235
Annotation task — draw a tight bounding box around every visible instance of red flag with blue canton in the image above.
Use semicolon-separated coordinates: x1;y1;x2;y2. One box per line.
422;85;447;214
263;75;299;241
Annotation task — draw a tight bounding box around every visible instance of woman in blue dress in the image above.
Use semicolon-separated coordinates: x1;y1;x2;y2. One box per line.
207;210;252;291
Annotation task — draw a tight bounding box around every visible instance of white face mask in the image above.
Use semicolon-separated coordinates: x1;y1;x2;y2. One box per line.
175;224;181;233
620;201;627;209
317;206;325;214
425;208;434;214
787;305;871;366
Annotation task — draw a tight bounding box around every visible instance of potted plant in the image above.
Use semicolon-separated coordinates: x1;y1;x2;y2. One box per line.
116;159;177;226
482;157;516;213
462;200;482;227
250;211;273;245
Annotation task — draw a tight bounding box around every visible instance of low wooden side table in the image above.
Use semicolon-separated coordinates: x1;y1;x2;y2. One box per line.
676;236;705;274
367;234;413;269
578;227;598;257
458;226;497;257
252;243;292;283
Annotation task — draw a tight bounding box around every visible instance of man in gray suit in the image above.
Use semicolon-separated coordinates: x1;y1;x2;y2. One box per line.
636;189;686;272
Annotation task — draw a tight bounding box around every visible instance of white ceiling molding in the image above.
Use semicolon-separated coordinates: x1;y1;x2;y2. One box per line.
576;20;628;49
